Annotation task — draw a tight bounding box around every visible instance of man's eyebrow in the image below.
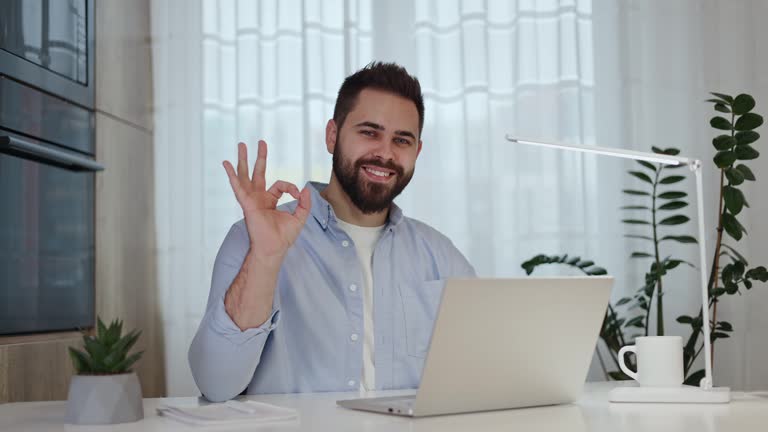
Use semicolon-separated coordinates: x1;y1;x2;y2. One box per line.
394;130;416;140
354;121;385;130
354;121;416;140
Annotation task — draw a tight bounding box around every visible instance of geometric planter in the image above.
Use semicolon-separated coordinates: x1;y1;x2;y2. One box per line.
66;372;144;424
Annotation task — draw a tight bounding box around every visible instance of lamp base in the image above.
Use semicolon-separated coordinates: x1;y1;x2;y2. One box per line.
609;386;731;404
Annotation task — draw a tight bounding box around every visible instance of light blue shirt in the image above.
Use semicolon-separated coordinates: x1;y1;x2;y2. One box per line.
189;182;476;401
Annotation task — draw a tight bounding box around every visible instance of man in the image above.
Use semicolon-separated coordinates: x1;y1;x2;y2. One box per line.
189;62;475;402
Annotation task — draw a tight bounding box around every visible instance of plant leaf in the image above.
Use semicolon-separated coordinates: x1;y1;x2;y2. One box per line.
659;215;690;225
588;267;608;276
97;318;107;341
732;94;756;115
677;315;694;324
623;189;651;196
625;316;645;328
659;175;685;184
716;321;734;331
735;130;760;146
636;160;657;172
714;151;737;168
628;171;653;184
735;112;764;131
724;186;745;215
722;212;745;241
710;116;733;130
684;369;706;386
713;135;737;150
658;191;687;199
625;234;654;241
714;103;730;113
658;201;688;210
631;252;654;259
616;297;632;306
622;219;651;225
746;266;768;282
68;347;93;374
111;351;145;374
722;243;749;265
735;145;759;160
710;92;734;103
664;259;693;270
735;164;756;181
83;337;108;369
660;235;697;244
621;205;650;210
725;167;745;185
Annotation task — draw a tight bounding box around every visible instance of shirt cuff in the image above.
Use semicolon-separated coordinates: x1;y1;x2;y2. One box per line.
210;297;280;345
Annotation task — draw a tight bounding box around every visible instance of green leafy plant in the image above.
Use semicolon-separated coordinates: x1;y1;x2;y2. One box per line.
68;317;144;375
521;91;766;383
680;92;768;382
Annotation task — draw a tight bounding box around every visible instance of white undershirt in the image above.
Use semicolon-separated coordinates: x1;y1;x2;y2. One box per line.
335;218;384;392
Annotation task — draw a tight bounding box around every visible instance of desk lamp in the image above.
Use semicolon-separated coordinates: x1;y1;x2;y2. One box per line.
505;136;730;403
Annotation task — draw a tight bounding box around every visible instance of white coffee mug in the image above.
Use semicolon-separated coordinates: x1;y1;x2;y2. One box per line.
618;336;684;387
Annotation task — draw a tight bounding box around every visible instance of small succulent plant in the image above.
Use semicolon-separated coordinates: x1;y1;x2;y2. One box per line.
68;317;144;375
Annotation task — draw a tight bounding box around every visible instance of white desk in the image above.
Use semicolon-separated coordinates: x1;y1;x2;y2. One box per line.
1;383;767;431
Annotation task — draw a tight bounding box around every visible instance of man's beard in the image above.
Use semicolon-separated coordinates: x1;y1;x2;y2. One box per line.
332;139;414;215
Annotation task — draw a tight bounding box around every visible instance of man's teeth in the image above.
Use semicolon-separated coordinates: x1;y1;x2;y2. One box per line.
365;167;391;177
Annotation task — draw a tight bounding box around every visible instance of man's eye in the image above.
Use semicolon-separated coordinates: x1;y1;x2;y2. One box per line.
361;130;375;137
395;138;411;145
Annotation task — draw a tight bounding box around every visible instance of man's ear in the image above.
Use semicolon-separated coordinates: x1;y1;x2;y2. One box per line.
416;140;423;157
325;119;338;154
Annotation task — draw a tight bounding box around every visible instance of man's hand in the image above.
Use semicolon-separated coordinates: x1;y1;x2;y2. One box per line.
223;141;311;260
221;141;311;330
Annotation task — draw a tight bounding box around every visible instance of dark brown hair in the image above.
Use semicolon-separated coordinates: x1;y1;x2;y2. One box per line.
333;62;425;135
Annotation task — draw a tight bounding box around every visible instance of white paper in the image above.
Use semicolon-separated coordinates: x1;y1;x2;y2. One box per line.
157;400;299;426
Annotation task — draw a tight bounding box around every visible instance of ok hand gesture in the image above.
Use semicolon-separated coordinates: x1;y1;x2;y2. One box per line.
223;141;311;260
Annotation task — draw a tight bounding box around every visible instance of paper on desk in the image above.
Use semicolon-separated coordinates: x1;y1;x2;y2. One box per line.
157;399;299;427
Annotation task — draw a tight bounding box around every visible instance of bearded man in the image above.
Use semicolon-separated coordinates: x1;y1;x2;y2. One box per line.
189;62;475;402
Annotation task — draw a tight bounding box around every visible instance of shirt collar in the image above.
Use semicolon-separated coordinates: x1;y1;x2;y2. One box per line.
307;181;404;231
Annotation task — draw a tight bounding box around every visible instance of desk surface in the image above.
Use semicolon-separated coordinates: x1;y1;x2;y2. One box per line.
1;382;767;431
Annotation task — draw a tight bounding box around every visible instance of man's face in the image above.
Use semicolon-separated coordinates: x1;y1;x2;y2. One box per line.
329;88;422;214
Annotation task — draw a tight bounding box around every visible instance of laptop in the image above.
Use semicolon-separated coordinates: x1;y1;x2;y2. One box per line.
337;276;613;417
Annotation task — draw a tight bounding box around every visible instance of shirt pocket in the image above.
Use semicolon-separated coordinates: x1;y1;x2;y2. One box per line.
397;279;445;358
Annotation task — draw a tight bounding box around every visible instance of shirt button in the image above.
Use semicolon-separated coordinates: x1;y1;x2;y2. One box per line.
341;240;350;247
349;284;358;292
350;333;359;342
348;380;356;387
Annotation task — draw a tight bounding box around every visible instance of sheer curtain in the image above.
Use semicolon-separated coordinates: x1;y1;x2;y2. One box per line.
151;0;640;396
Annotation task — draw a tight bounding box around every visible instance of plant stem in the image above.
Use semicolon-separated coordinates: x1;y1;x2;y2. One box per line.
708;113;734;369
652;166;665;336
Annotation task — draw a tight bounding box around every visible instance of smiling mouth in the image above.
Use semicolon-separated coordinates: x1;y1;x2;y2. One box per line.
361;165;396;182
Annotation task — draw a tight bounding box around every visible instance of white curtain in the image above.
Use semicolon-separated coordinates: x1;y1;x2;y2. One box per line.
152;0;768;395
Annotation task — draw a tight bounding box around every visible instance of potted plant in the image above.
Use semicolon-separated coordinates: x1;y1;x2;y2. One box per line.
66;317;145;425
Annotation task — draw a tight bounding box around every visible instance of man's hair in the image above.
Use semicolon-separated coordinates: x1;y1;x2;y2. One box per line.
333;61;425;136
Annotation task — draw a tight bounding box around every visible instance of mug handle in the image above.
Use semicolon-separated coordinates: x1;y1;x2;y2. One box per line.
618;345;639;381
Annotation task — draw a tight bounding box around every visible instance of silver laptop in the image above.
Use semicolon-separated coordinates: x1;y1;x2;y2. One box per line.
337;277;613;417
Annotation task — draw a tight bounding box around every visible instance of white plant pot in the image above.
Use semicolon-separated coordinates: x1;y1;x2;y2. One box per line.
66;372;144;425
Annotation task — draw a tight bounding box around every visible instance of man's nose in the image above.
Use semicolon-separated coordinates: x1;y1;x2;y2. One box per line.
371;137;395;161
